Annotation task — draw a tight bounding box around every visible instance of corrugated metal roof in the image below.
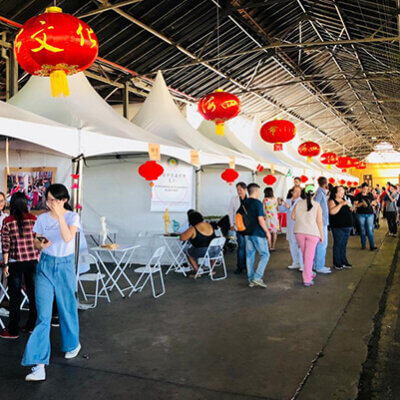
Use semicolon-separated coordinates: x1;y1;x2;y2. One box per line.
0;0;398;158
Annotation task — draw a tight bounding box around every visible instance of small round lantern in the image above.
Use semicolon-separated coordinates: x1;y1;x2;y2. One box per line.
353;181;358;187
221;168;239;185
328;177;336;185
260;120;296;151
339;179;346;185
198;90;240;136
300;175;308;183
138;161;164;187
298;141;321;163
263;175;277;185
14;6;99;97
347;181;352;187
320;152;337;170
336;156;352;172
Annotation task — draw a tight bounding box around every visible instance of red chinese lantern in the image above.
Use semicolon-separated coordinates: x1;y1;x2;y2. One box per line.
339;179;346;185
298;141;321;163
263;174;277;185
356;161;366;170
221;168;239;185
198;90;240;136
353;181;358;187
347;181;352;187
336;156;352;172
138;161;164;187
14;6;98;97
300;175;308;183
320;152;337;170
260;120;296;151
256;164;264;172
328;177;336;185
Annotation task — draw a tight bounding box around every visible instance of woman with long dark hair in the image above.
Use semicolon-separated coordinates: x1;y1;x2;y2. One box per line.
22;184;81;381
0;192;38;339
328;186;354;270
292;185;323;287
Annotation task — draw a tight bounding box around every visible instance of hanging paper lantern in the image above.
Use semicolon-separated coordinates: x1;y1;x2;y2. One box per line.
256;164;264;172
300;175;308;183
198;90;240;136
260;120;296;151
298;141;321;163
263;174;277;185
347;181;353;187
356;161;366;170
353;181;358;187
339;179;346;185
14;6;98;97
336;156;353;172
320;152;337;170
138;160;164;187
221;168;239;185
328;177;336;185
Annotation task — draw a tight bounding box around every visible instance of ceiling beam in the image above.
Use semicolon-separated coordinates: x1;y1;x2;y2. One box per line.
77;0;143;19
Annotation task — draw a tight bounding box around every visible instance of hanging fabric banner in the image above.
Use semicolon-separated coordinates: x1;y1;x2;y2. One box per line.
148;143;161;161
190;150;200;167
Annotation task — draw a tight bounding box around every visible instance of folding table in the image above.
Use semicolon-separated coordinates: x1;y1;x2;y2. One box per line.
91;245;140;298
86;229;118;246
161;235;191;276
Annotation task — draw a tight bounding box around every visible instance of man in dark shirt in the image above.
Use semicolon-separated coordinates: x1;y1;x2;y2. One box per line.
244;183;271;288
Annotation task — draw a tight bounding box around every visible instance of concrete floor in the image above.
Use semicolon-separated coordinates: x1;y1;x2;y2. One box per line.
0;228;397;400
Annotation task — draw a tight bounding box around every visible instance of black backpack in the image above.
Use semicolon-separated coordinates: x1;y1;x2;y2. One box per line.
235;202;257;235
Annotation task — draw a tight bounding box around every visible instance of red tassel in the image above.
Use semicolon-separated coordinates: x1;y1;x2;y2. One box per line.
71;183;79;189
76;203;82;210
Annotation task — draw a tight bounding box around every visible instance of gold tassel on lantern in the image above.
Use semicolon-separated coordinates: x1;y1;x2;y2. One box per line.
307;156;312;163
50;70;70;97
216;122;224;136
327;165;331;170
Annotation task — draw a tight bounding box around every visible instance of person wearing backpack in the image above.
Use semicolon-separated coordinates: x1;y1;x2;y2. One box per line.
240;183;271;288
228;182;248;274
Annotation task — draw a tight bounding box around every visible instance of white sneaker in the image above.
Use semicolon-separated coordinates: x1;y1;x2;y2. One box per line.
287;265;299;270
252;279;267;288
65;343;81;359
25;364;46;381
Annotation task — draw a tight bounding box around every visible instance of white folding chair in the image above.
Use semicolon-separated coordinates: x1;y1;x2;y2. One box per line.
195;237;227;281
129;246;166;299
78;253;111;308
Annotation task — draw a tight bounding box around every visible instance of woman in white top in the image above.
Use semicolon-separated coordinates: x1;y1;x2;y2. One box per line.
292;185;323;287
22;184;81;382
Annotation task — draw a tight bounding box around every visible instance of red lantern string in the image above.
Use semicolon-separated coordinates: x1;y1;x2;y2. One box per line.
14;6;98;97
221;168;239;185
198;90;240;136
328;177;336;185
300;175;308;183
138;160;164;187
298;141;321;163
260;120;296;151
263;174;277;185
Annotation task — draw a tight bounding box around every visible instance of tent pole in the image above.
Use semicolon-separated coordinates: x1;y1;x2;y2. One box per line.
195;167;202;211
72;155;84;277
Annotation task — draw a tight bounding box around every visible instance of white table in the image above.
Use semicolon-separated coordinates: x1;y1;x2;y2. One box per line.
91;245;140;298
86;229;118;246
160;235;191;276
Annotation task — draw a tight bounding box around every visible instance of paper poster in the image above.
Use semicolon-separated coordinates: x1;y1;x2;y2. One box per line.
148;143;161;161
151;159;194;212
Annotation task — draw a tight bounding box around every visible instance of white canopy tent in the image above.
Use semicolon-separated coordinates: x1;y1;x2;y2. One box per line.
132;71;258;170
9;73;191;163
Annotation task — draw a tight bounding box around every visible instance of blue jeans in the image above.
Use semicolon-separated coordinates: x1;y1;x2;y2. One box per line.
331;227;351;267
245;235;270;282
356;214;375;248
313;225;328;271
237;233;246;271
22;253;79;366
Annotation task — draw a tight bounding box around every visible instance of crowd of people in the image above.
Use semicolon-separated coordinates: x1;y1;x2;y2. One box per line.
0;184;82;382
226;177;400;288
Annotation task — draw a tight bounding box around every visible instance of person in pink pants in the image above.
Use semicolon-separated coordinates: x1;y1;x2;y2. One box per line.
292;185;324;286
